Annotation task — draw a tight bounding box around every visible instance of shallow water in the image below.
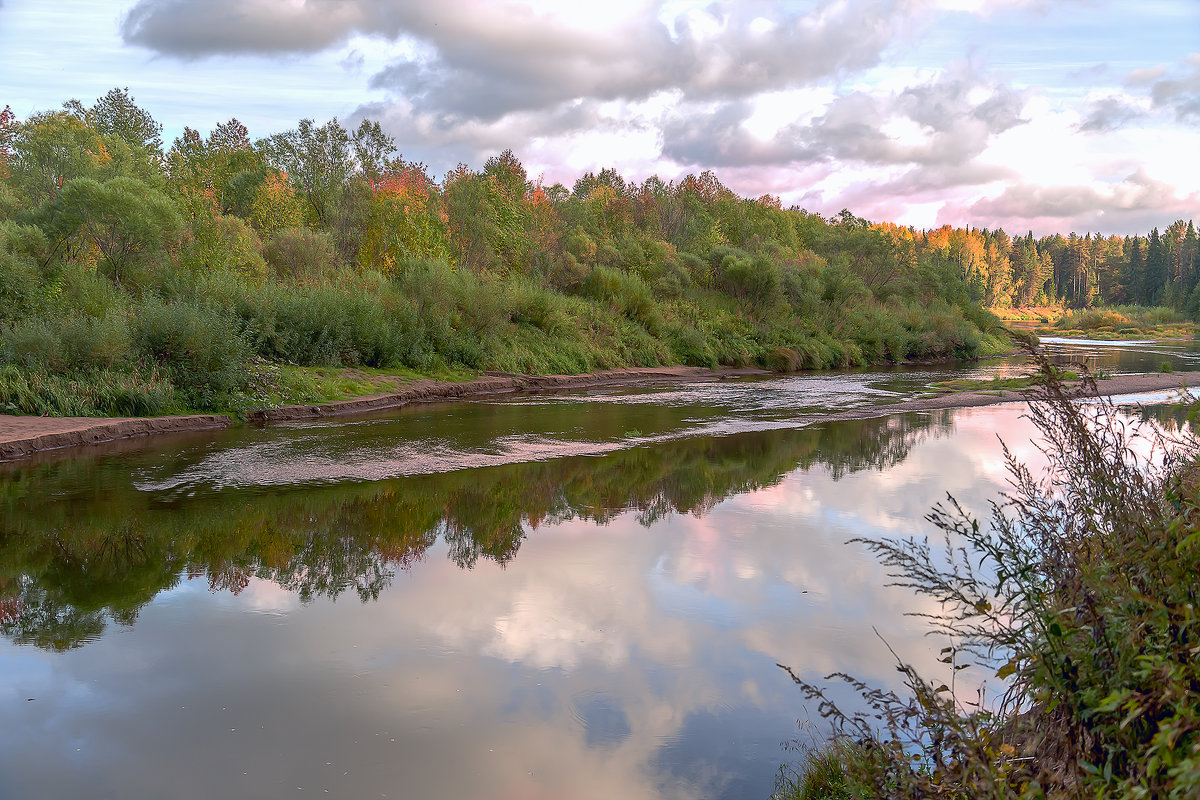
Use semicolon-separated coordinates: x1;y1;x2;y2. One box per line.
1;342;1196;800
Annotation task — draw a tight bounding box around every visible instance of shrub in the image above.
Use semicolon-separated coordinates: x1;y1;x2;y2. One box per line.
1;308;133;373
132;299;250;408
262;227;339;282
0;247;40;323
764;346;803;372
784;356;1200;799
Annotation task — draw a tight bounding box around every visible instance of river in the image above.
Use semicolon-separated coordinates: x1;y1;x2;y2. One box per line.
1;338;1197;800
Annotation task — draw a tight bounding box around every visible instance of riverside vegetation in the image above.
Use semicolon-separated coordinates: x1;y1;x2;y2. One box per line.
776;357;1200;799
0;88;1082;418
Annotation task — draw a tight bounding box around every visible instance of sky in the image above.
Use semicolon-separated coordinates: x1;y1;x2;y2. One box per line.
1;0;1197;235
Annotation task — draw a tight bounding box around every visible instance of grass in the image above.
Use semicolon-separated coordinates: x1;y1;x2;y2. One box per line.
989;305;1062;324
277;365;477;404
774;738;880;800
1037;305;1197;340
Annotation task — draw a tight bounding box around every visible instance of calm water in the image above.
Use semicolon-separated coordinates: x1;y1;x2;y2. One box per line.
2;339;1197;800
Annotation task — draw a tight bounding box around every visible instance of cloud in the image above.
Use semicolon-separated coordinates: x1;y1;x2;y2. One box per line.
954;168;1199;233
1147;53;1200;122
120;0;373;56
1126;65;1168;86
661;67;1028;170
123;0;920;119
1076;96;1146;132
346;96;629;174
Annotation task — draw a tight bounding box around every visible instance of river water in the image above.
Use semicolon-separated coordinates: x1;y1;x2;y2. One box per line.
1;339;1197;800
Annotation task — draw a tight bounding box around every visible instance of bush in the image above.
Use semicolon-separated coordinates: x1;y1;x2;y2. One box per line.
132;299;250;408
764;346;803;372
784;356;1200;799
262;227;339;282
0;247;40;323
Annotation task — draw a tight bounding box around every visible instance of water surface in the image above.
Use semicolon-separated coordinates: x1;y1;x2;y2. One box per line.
2;341;1196;800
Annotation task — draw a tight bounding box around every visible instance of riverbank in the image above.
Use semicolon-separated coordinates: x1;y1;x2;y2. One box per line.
2;367;1197;461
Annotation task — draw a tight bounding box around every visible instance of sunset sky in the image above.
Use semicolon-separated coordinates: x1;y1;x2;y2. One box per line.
2;0;1197;234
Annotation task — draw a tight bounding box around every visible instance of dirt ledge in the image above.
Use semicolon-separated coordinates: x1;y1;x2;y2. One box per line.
1;367;1195;461
0;366;762;460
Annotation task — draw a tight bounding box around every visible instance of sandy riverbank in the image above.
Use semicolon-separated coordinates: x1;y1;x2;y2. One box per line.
1;367;1197;461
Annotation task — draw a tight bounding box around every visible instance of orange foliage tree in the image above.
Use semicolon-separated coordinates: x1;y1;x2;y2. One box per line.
358;158;449;275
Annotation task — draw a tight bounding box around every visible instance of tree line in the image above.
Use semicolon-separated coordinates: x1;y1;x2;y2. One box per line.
875;221;1200;311
0;88;1184;415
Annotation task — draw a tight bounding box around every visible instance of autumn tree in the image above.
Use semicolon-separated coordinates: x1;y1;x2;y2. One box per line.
249;170;305;239
358;158;449;274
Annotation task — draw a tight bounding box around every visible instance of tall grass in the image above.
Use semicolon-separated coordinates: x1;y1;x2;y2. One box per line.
0;218;1014;417
780;354;1200;799
1055;304;1189;331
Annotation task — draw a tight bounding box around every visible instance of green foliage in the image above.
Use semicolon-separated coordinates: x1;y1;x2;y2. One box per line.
0;363;176;417
774;738;879;800
0;93;1043;418
262;226;338;281
258;118;353;225
785;357;1200;799
0;242;40;323
2;311;132;373
9;111;110;204
180;213;266;280
132;299;250;407
64;87;163;155
43;176;183;285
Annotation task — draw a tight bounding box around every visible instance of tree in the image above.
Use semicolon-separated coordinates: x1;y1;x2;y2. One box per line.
1183;221;1199;297
259;118;353;226
350;119;396;186
167;119;265;217
0;106;15;179
64;87;163;155
358;158;449;274
9;111;110;204
44;176;183;284
1011;234;1041;306
1145;228;1168;304
248;170;305;239
1123;236;1145;304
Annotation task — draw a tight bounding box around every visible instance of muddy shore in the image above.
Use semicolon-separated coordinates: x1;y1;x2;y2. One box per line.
1;367;1197;461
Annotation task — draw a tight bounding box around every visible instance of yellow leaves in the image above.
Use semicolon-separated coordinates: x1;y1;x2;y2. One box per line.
357;185;449;275
249;171;304;239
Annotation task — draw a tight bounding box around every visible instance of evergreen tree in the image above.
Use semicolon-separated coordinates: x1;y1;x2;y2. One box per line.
1145;228;1167;305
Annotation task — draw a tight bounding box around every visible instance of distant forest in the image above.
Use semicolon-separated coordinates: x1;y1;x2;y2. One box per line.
0;88;1193;415
876;219;1200;312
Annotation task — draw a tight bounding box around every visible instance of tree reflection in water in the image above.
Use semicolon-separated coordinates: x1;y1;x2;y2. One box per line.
0;410;952;650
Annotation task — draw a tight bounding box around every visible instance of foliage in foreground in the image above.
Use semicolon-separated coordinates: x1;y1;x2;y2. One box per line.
778;355;1200;799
